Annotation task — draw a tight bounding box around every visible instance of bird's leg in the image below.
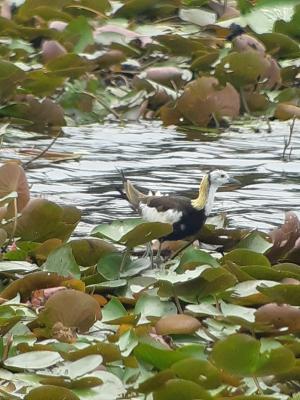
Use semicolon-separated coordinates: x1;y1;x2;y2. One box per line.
144;242;154;268
155;241;165;271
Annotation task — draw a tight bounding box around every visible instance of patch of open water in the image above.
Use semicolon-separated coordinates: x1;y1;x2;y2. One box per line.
2;120;300;236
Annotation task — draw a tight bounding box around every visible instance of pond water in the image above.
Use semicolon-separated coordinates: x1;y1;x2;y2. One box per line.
2;120;300;236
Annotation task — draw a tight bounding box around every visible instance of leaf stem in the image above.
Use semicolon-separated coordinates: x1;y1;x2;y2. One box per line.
23;130;62;170
253;376;263;394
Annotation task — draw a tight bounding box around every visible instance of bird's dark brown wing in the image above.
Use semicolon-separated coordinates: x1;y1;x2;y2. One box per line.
142;195;193;213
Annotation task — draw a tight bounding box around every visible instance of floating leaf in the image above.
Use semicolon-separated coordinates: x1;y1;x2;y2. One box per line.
38;289;101;332
235;231;272;253
211;333;295;377
43;245;80;279
175;77;240;127
155;314;201;335
171;358;221;389
179;247;220;270
258;283;300;306
215;51;270;89
92;218;173;248
24;385;79;400
153;378;212;400
0;271;82;301
0;162;29;214
5;198;81;243
223;249;271;267
4;351;62;370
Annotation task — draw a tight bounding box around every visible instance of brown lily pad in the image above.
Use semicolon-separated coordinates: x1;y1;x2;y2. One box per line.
5;198;81;243
255;303;300;333
0;162;30;215
174;76;240;127
38;289;101;333
155;314;201;335
0;270;84;301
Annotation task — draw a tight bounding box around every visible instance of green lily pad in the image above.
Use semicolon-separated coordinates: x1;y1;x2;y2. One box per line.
43;245;80;279
153;378;212;400
215;51;270;89
211;333;295;377
171;358;221;389
235;231;272;253
92;218;173;248
4;351;62;370
258;283;300;306
178;247;220;270
222;249;271;267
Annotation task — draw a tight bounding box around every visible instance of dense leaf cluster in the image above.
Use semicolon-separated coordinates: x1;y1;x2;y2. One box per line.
0;0;299;132
0;161;300;399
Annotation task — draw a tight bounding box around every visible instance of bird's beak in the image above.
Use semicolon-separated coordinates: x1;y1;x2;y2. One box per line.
227;177;241;186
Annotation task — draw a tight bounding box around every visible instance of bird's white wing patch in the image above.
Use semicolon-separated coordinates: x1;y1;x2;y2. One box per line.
140;203;182;224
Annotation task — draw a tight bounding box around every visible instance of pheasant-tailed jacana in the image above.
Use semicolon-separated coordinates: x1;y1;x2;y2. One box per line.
118;170;240;262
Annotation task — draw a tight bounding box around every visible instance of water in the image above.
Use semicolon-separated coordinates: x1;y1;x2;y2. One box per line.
2;120;300;236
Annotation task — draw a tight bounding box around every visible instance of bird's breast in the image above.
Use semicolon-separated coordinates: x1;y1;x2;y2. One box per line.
139;202;183;224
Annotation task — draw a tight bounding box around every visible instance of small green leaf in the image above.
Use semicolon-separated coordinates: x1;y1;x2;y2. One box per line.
236;231;272;254
179;247;219;270
43;245;80;279
223;249;271;267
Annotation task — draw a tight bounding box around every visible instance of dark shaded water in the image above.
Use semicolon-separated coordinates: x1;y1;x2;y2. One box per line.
2;120;300;236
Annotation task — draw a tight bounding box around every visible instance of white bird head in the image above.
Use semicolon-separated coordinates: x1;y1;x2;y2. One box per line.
209;170;240;187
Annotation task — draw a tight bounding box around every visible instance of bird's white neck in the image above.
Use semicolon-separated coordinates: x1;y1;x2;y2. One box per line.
191;175;218;216
204;183;218;216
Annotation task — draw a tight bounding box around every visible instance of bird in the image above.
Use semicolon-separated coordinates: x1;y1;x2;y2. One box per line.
117;170;240;261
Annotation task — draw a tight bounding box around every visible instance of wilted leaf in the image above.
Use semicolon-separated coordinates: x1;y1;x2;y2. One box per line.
69;238;116;267
175;77;240;127
155;314;201;335
5;198;81;242
255;303;300;332
41;40;67;63
38;289;101;332
24;385;79;400
0;162;30;213
275;103;300;120
0;271;82;301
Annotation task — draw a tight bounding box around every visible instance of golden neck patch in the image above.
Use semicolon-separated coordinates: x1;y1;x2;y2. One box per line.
191;175;209;209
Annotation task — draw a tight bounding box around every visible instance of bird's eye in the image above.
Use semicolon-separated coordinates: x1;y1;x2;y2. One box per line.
221;174;225;178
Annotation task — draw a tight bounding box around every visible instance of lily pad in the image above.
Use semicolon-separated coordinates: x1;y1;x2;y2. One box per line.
92;218;173;248
211;333;295;377
24;385;80;400
4;351;62;370
37;289;101;332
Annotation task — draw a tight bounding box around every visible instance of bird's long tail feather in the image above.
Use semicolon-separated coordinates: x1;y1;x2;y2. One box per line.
115;168;146;210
